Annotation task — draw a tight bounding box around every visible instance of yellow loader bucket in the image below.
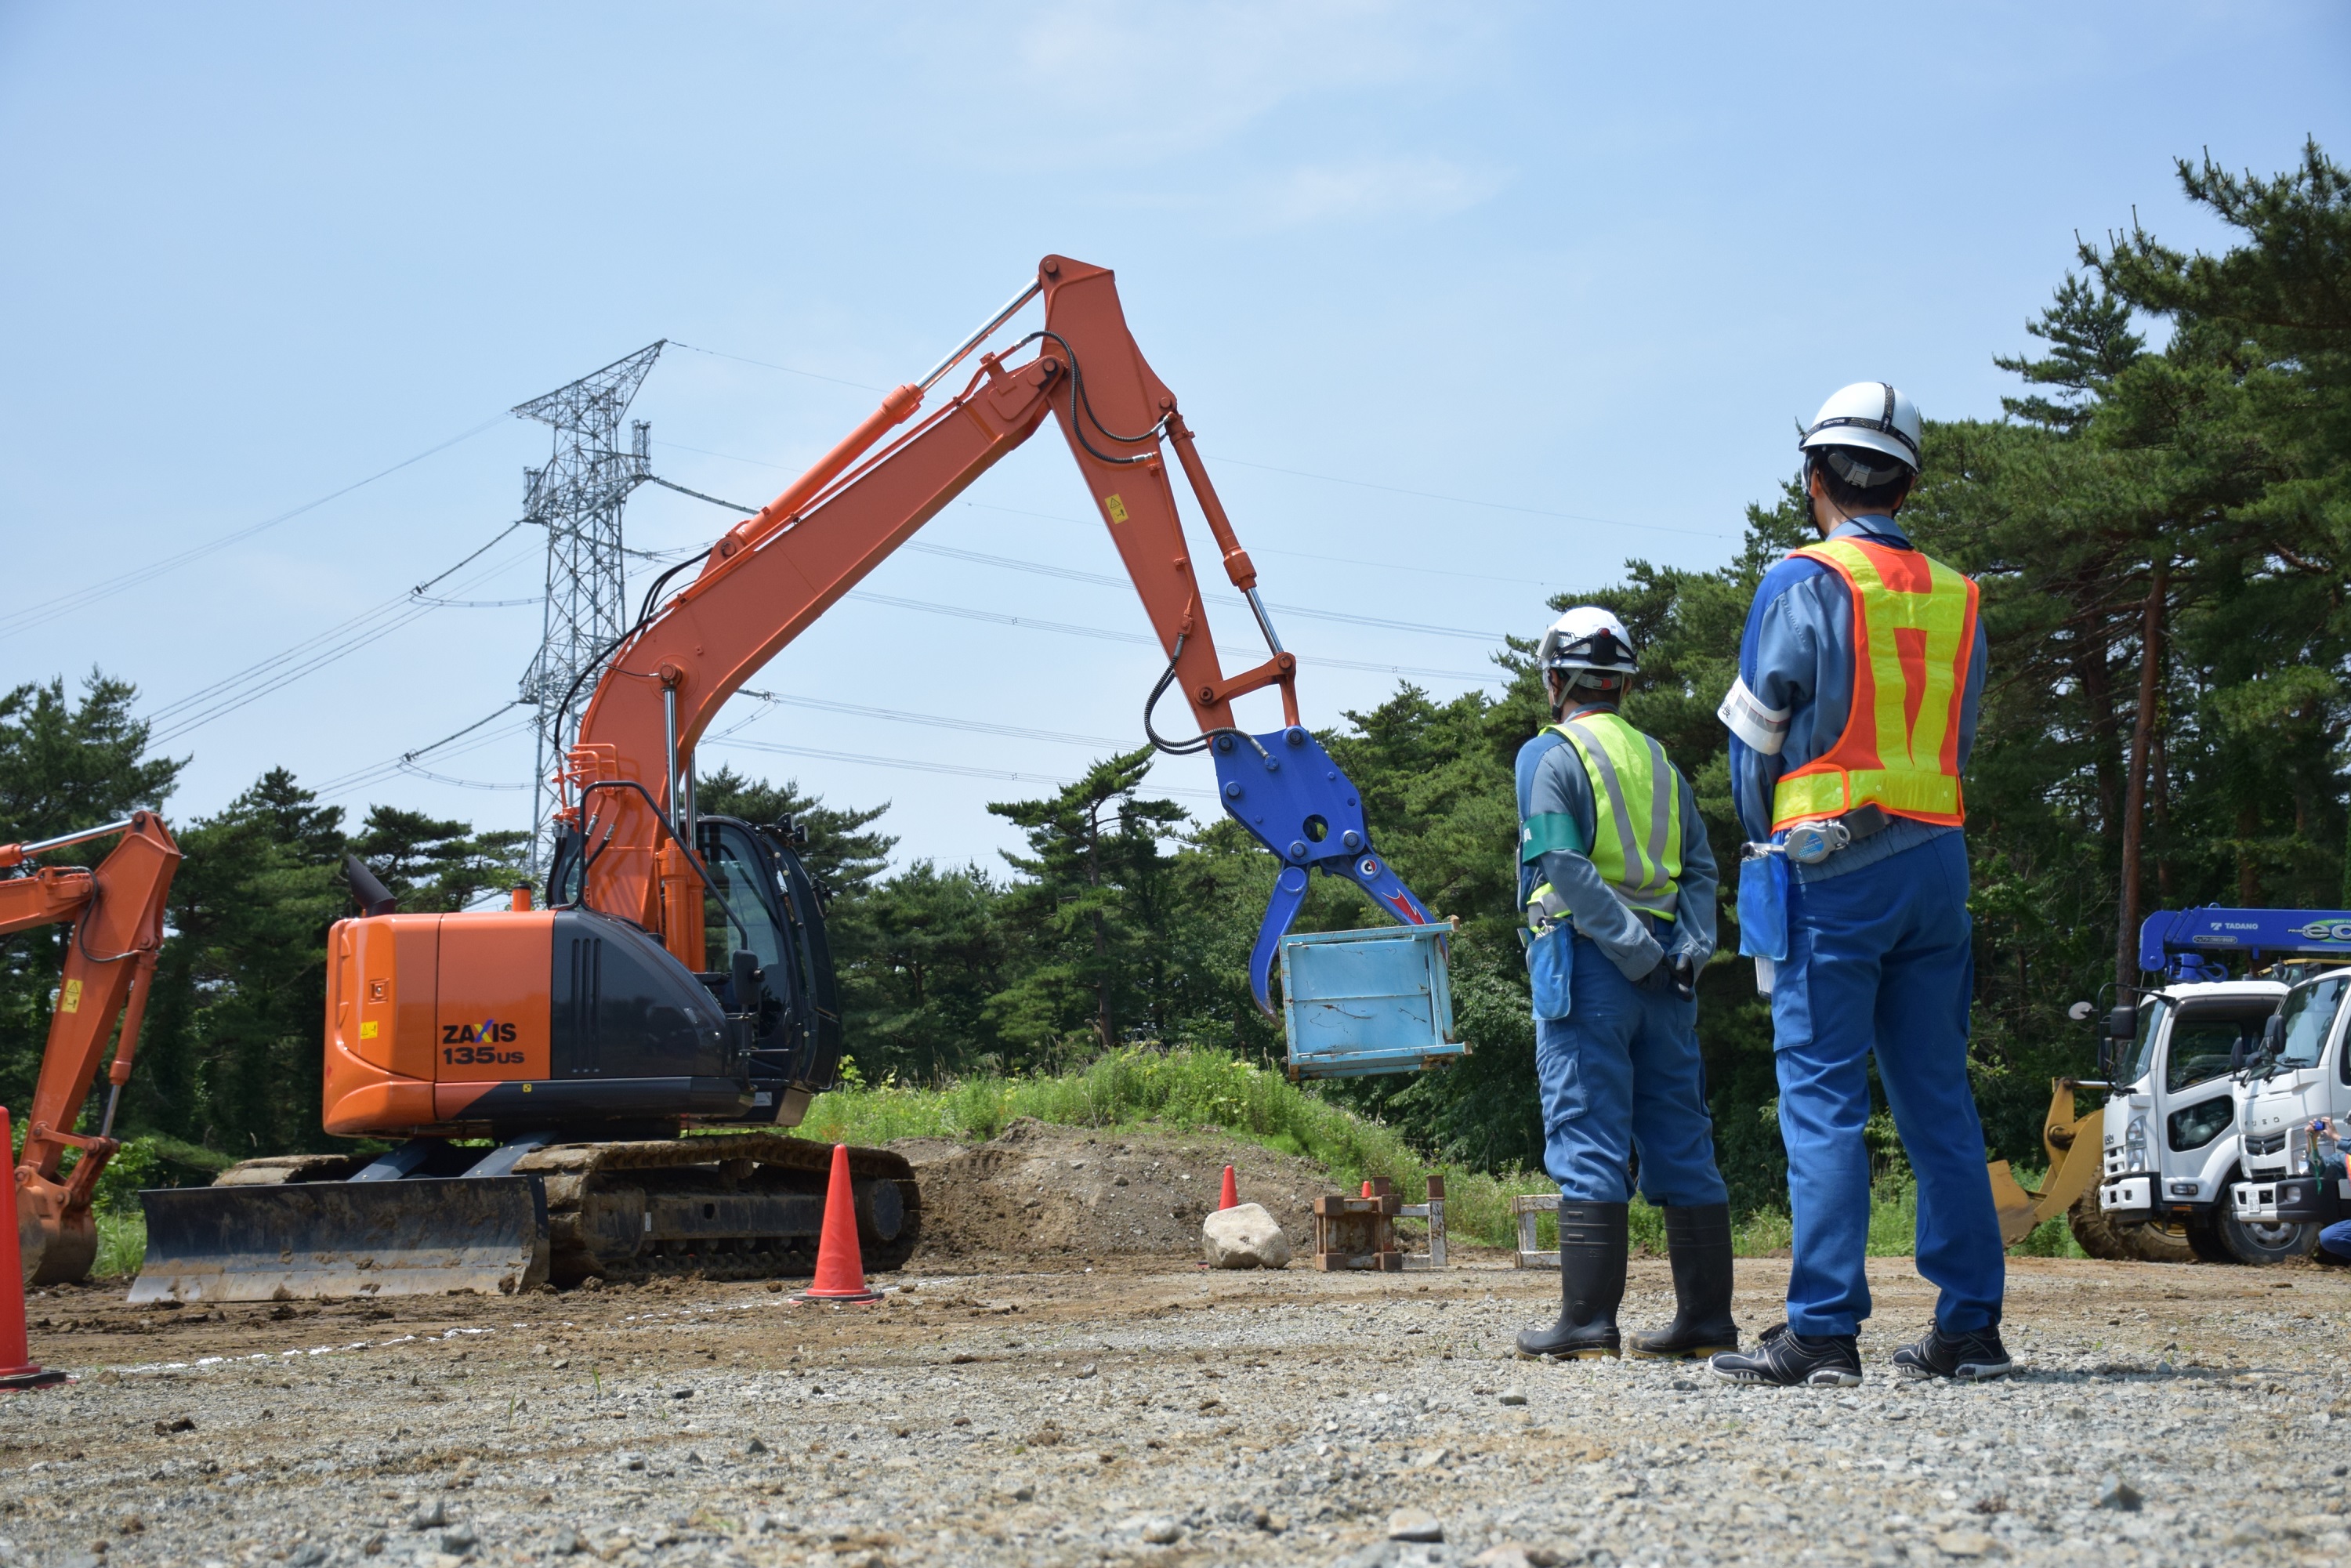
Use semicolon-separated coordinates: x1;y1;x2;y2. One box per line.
1991;1082;2106;1248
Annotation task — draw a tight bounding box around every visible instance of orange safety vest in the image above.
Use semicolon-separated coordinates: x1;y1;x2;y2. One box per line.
1770;536;1979;832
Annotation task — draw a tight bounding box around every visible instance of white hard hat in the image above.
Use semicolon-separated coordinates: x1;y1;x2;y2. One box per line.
1799;381;1923;487
1538;606;1637;677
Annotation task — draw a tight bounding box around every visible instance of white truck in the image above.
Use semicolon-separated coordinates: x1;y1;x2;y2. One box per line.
2094;977;2295;1263
2230;964;2351;1246
2087;905;2351;1264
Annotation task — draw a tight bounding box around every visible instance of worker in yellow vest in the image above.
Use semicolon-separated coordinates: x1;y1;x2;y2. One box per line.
1513;607;1736;1362
1710;382;2007;1388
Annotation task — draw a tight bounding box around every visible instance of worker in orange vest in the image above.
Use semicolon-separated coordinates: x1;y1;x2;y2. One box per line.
1709;382;2008;1388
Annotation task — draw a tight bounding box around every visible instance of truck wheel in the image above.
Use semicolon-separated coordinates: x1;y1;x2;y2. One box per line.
2218;1211;2318;1266
2067;1186;2196;1263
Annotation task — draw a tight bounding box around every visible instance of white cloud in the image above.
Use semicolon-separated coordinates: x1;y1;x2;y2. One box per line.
1246;154;1506;227
897;1;1496;162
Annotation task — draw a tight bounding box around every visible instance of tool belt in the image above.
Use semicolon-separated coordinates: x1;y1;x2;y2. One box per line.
1742;802;1892;867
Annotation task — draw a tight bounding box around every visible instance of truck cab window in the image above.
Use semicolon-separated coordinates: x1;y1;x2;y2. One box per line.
2118;998;2169;1087
2165;1008;2273;1093
2275;976;2348;1070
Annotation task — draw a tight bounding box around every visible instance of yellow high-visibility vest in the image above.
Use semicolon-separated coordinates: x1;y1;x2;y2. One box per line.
1770;536;1978;831
1549;711;1683;918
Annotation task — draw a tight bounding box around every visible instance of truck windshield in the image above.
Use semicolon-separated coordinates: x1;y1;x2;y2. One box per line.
2117;998;2169;1087
2165;1005;2274;1092
2276;976;2349;1069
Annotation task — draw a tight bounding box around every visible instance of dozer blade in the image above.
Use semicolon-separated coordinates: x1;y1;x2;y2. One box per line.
129;1177;550;1304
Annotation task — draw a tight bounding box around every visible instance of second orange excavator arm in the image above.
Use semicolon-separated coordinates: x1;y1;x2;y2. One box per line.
4;810;179;1284
560;255;1429;1009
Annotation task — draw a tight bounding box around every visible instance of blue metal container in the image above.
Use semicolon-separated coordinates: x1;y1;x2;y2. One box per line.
1278;924;1465;1080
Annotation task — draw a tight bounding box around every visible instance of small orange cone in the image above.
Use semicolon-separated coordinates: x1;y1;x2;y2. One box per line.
794;1144;882;1305
1218;1165;1238;1211
1;1108;66;1391
1361;1179;1374;1199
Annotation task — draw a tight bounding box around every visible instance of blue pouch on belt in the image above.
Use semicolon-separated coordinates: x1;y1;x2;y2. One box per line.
1737;852;1789;964
1527;924;1574;1021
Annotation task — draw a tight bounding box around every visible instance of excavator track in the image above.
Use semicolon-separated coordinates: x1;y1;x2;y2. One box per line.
515;1135;921;1286
132;1135;918;1302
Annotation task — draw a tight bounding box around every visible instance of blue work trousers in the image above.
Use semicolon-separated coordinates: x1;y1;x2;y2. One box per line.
1536;932;1729;1207
1773;831;2004;1337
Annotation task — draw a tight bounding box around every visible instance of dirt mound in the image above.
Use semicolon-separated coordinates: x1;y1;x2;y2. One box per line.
893;1117;1337;1268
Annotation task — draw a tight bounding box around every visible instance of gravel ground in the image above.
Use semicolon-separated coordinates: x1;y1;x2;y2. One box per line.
5;1255;2346;1568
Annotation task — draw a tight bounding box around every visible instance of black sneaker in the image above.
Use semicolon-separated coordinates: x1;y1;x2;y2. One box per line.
1708;1322;1861;1387
1892;1324;2012;1381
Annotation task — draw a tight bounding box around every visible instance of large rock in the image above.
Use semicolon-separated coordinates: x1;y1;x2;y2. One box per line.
1201;1202;1291;1269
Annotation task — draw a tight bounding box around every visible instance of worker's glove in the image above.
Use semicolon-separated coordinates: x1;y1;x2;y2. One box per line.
1669;952;1697;1001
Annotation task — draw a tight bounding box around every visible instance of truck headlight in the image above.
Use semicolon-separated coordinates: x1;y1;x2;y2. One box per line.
2125;1115;2150;1173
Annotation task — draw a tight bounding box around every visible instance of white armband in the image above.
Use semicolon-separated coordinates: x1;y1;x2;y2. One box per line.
1717;675;1791;756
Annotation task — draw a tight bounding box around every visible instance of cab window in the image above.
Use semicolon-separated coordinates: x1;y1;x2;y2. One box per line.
2117;998;2168;1088
701;826;787;977
2164;1006;2274;1093
2275;976;2349;1070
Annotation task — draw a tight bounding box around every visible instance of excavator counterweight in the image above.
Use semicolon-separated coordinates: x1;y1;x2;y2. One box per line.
136;257;1431;1302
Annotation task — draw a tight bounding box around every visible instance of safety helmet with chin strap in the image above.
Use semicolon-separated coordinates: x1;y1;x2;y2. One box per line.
1799;381;1922;491
1538;607;1637;711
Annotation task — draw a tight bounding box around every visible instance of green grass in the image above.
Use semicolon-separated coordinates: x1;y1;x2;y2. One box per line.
94;1210;147;1278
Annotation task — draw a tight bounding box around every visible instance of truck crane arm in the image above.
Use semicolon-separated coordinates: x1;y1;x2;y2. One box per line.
556;255;1433;1012
4;811;179;1284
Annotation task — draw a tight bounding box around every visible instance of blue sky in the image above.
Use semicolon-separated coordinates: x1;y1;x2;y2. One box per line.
4;2;2346;874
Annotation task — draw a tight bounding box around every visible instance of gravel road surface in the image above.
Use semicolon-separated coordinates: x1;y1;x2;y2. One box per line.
5;1254;2345;1568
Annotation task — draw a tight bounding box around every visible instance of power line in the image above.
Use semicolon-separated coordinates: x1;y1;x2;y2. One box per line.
668;342;889;393
314;711;536;801
952;500;1563;591
0;412;513;643
638;479;1512;644
839;590;1505;686
715;690;1126;750
706;734;1217;800
650;351;1724;540
1204;454;1727;540
143;529;542;747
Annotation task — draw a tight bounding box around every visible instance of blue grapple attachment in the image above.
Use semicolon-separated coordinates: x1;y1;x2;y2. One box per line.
1209;724;1440;1016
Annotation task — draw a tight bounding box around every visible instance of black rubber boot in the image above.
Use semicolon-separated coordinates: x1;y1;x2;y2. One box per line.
1514;1202;1626;1360
1627;1202;1740;1359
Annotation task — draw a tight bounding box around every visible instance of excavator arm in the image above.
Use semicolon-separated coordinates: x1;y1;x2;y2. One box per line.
4;811;179;1283
559;255;1432;1012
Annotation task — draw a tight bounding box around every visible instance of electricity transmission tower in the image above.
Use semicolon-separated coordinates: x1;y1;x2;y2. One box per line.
515;340;665;878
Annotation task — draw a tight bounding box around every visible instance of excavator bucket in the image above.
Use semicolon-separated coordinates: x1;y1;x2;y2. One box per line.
129;1178;549;1304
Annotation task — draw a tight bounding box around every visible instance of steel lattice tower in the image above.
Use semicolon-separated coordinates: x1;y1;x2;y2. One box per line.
515;340;665;878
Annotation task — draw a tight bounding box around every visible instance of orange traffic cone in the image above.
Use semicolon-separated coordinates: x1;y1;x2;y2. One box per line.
794;1143;882;1305
1218;1165;1238;1211
1;1108;67;1391
1361;1179;1374;1199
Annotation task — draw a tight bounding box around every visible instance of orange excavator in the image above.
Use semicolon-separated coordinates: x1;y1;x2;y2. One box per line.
132;255;1435;1302
5;812;178;1285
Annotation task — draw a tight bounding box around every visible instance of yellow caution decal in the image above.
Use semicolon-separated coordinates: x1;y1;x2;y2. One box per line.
1103;494;1129;524
60;978;82;1014
359;1020;379;1040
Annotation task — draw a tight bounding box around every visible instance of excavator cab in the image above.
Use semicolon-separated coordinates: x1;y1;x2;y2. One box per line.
694;813;843;1124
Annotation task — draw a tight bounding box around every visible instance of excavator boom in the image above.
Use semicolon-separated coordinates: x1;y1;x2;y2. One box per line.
5;811;178;1284
560;255;1432;1007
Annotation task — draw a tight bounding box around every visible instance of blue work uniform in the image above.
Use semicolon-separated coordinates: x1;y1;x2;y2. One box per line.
1724;514;2001;1338
1516;708;1726;1208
